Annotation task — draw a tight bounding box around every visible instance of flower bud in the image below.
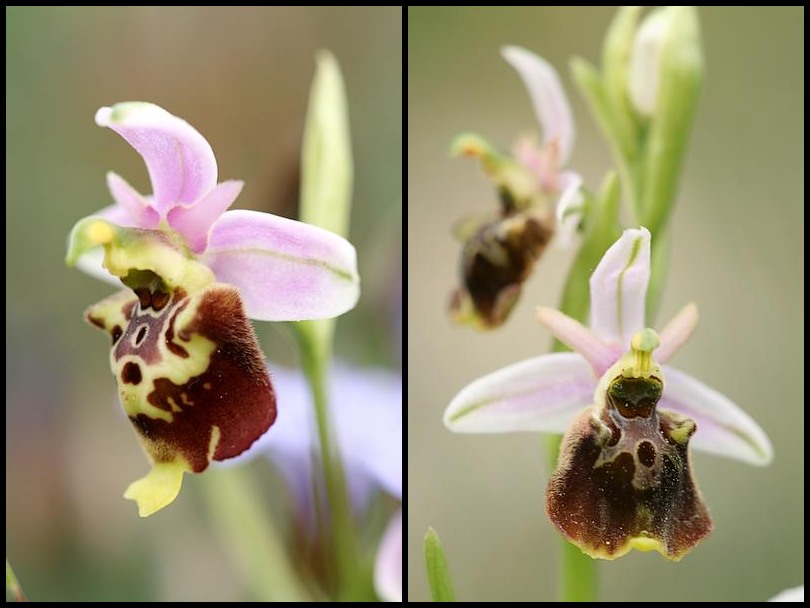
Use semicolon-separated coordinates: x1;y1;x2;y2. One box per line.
628;7;703;120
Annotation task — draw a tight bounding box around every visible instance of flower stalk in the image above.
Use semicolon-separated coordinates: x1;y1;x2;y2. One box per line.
442;5;773;603
291;51;361;597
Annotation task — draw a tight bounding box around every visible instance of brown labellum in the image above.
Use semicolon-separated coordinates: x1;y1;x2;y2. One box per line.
546;375;712;560
450;209;554;329
87;282;276;474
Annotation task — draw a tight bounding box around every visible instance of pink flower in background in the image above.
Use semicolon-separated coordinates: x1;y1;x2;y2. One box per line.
501;45;582;221
375;509;402;602
247;363;401;601
449;47;583;330
256;363;402;523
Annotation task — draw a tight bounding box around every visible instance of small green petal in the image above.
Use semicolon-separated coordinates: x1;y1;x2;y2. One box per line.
66;216;118;268
124;460;188;517
450;133;537;207
67;215;215;294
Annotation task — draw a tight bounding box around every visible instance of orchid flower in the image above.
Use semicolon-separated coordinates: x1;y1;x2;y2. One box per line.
449;46;583;330
444;227;772;560
66;102;360;517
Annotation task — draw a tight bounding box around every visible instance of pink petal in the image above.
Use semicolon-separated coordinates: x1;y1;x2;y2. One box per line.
656;302;699;363
501;45;576;165
167;180;244;254
659;366;773;466
589;227;651;348
512;136;559;192
444;353;595;433
553;171;584;248
374;509;402;602
93;202;136;227
95;103;217;213
203;210;359;321
512;136;545;181
106;172;160;229
536;307;618;376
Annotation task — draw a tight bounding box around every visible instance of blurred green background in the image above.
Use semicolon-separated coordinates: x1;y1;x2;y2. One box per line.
6;6;401;601
408;6;802;602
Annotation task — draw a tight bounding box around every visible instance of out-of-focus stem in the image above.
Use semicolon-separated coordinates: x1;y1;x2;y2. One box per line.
200;467;309;601
6;558;27;602
293;321;361;599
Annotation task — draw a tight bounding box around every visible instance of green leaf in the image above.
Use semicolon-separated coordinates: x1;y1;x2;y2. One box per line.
424;527;456;602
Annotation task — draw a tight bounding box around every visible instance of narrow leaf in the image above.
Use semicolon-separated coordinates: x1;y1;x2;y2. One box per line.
424;527;457;602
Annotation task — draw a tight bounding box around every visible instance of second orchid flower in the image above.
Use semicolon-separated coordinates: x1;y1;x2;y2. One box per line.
445;227;772;560
449;46;583;330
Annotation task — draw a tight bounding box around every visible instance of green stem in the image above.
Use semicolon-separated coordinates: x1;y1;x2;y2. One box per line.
200;467;309;601
560;542;597;602
548;305;598;604
293;320;360;599
295;51;359;599
546;434;598;603
646;230;669;324
6;558;26;602
547;174;622;602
